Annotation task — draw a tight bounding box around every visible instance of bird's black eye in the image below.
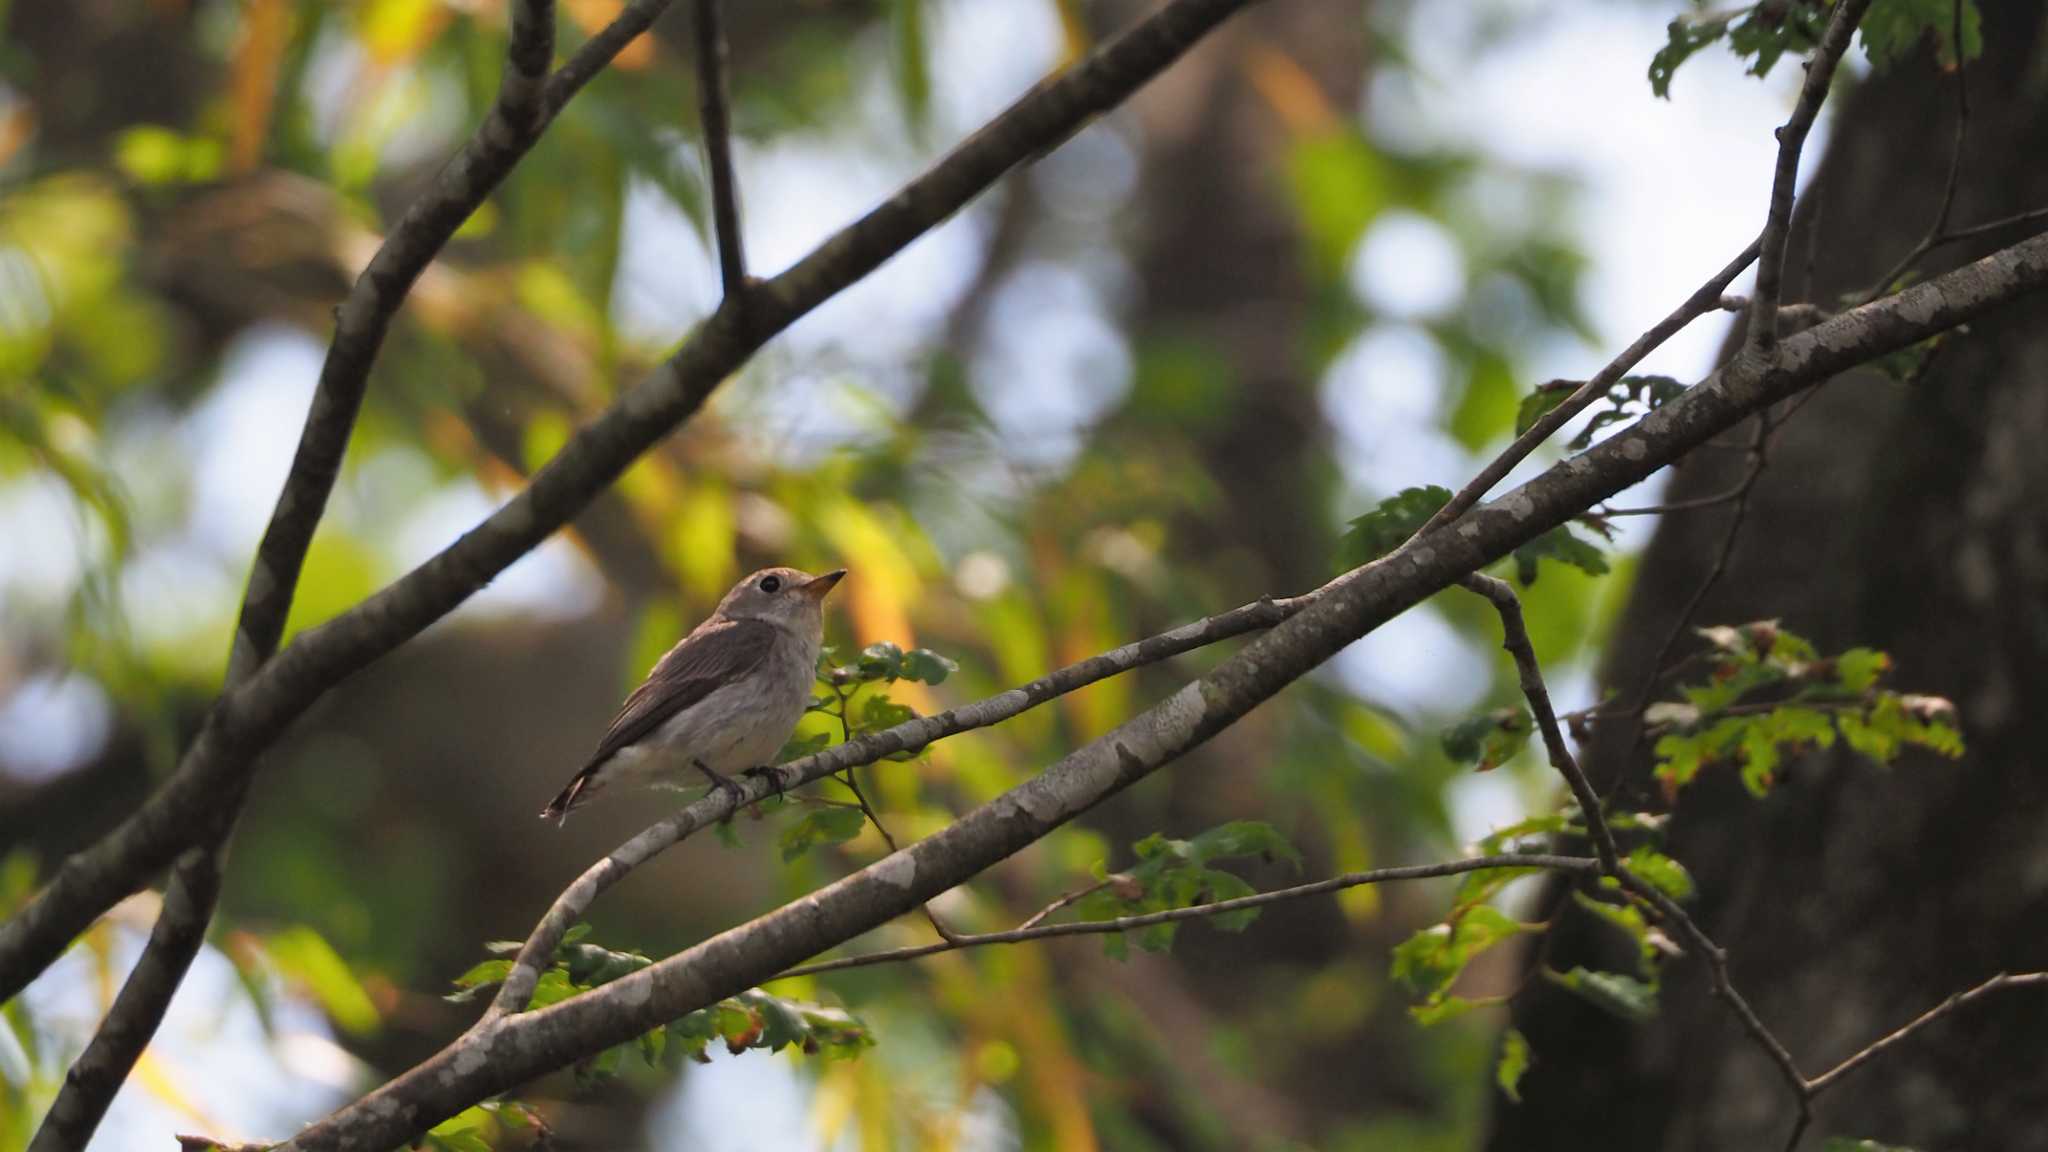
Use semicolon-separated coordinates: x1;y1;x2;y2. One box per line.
759;575;783;593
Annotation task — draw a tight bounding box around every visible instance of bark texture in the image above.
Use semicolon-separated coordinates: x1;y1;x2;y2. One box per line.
1493;5;2048;1148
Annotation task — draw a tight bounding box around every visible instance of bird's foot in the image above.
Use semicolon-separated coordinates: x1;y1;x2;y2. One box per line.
695;760;747;817
742;764;788;799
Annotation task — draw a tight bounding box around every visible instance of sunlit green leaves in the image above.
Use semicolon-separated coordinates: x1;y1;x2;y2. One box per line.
1393;906;1538;1020
1495;1027;1532;1103
1337;485;1450;569
1645;621;1963;796
445;928;872;1072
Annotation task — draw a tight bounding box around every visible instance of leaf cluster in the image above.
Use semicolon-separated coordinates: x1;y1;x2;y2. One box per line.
1338;486;1607;589
446;925;873;1081
1068;821;1304;959
1647;0;1980;100
1648;621;1964;797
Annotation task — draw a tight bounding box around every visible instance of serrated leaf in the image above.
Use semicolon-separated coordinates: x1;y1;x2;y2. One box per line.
1410;994;1507;1026
1496;1027;1533;1102
1622;846;1695;903
1649;14;1732;98
1834;648;1892;694
1338;486;1452;569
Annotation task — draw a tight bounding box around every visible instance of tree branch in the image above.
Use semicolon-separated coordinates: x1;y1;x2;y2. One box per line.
693;0;747;296
283;226;2048;1152
1413;239;1760;540
773;855;1603;979
486;590;1310;1018
1747;0;1873;353
25;848;221;1152
1458;575;1619;873
21;4;570;1141
0;0;1271;1005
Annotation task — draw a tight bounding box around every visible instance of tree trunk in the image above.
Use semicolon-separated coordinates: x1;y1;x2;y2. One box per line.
1493;4;2048;1148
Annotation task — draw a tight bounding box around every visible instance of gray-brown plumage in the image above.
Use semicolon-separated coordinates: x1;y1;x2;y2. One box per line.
541;566;844;822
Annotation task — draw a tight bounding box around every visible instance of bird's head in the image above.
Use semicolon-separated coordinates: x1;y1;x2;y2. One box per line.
715;566;845;633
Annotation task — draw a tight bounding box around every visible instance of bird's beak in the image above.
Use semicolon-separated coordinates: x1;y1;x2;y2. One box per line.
799;568;846;601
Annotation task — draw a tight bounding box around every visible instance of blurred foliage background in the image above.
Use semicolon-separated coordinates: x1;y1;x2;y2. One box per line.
0;0;1636;1148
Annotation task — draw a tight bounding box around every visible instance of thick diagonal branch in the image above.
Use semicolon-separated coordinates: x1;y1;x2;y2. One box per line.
0;0;1269;1004
282;230;2048;1152
24;5;568;1144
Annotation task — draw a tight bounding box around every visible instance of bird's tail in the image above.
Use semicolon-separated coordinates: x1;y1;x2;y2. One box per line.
539;768;598;824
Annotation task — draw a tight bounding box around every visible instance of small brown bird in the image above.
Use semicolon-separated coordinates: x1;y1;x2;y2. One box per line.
541;566;845;822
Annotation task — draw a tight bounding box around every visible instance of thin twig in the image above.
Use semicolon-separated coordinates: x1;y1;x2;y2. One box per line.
1858;0;1972;305
1412;240;1760;540
829;689;958;943
1804;971;2048;1095
1459;575;1619;873
1595;482;1753;517
1603;405;1777;800
1748;0;1875;353
1016;875;1124;931
693;0;747;296
772;855;1604;980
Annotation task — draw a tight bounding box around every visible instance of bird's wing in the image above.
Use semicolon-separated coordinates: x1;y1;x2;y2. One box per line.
542;617;781;821
584;616;779;770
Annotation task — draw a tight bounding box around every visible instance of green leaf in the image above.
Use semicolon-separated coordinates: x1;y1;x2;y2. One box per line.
780;805;868;862
1186;820;1304;870
1443;707;1533;771
900;647;958;684
859;694;917;732
445;959;513;1003
1573;892;1659;977
1621;846;1695;903
1338;486;1452;569
1861;0;1981;68
1544;965;1658;1022
262;926;380;1036
1510;525;1609;586
1496;1027;1533;1103
1649;14;1732;98
1410;994;1507;1026
1833;647;1891;694
1514;381;1576;435
1393;905;1536;1003
890;0;931;130
856;641;905;681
